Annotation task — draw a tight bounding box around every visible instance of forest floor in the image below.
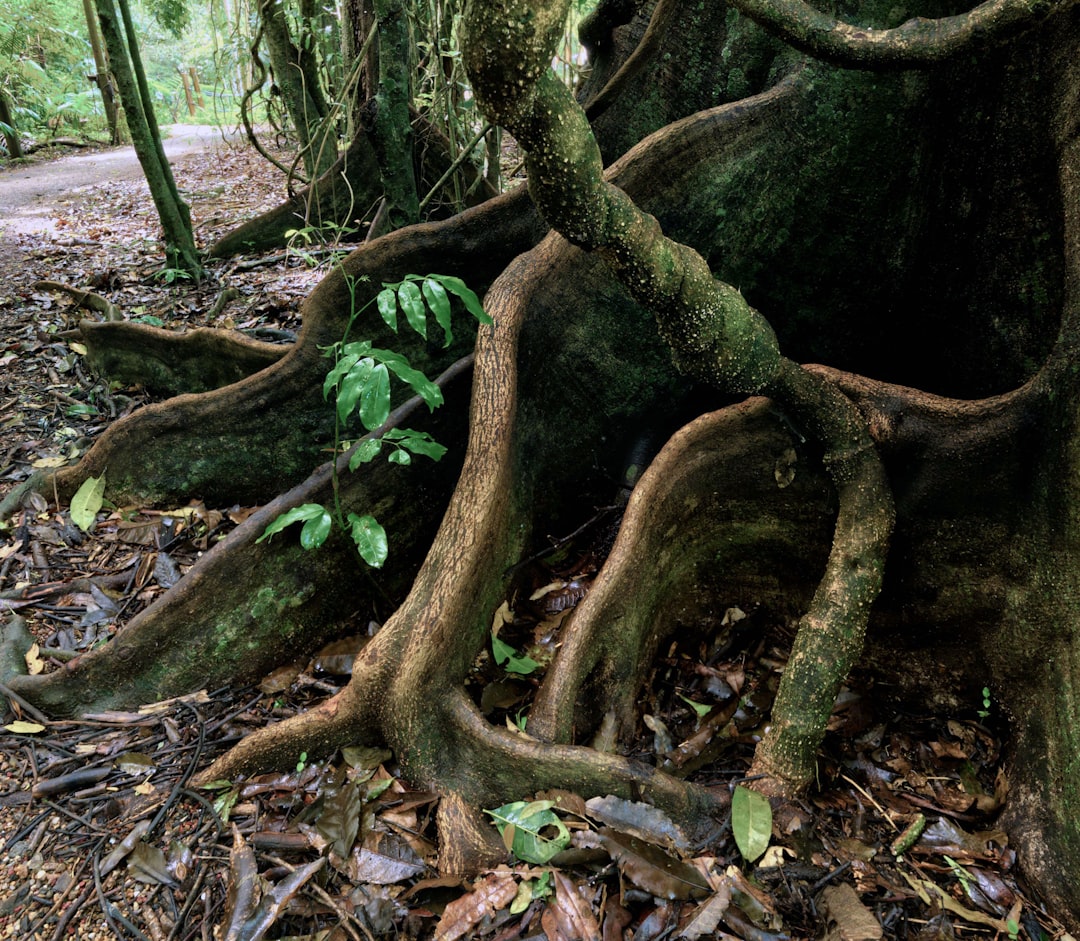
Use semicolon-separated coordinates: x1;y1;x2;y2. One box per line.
0;131;1075;941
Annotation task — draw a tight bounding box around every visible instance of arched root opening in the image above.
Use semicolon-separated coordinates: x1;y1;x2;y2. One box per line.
208;112;498;259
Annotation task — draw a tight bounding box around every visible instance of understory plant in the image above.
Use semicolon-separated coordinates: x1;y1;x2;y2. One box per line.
257;272;490;565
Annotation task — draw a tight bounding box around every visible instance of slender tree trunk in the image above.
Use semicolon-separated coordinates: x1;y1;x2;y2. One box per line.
82;0;120;144
95;0;203;277
364;0;420;234
259;0;335;179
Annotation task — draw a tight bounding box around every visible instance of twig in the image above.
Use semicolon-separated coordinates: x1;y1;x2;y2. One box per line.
0;681;53;725
841;773;898;831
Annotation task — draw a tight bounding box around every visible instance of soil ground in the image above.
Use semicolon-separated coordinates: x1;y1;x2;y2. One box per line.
0;129;1074;941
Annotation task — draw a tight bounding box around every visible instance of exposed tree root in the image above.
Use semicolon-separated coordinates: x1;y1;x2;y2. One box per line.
0;187;544;517
74;319;287;396
6;357;473;715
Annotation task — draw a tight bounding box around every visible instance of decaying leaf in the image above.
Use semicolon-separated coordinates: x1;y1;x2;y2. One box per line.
5;719;46;734
900;869;1008;931
100;820;153;877
584;795;690;852
218;825;326;941
433;870;518;941
541;870;601;940
114;751;156;775
129;840;177;886
317;778;362;859
822;882;883;940
679;878;732;939
917;817;1008;860
595;828;710;900
485;800;571;864
70;473;106;531
346;831;425;884
25;642;45;675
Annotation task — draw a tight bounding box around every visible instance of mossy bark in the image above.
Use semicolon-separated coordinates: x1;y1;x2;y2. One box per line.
9;0;1080;926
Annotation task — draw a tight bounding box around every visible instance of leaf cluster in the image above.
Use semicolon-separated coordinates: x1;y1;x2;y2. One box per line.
259;273;490;569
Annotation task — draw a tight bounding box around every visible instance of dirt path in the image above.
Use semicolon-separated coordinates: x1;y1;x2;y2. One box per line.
0;124;242;240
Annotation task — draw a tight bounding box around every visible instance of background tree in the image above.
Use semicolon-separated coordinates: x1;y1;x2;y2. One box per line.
3;0;1080;927
81;0;121;143
94;0;203;276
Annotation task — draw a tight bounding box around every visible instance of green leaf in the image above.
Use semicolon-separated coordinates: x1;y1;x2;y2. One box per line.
422;278;453;347
70;473;106;532
397;281;426;339
731;785;772;862
257;504;329;544
324;348;362;399
337;357;375;425
387;428;448;461
492;634;540;675
679;695;712;718
376;288;398;331
370;348;443;410
348;513;388;568
430;274;492;324
359;362;391;430
300;509;333;549
348;438;384;470
388;449;411;465
484;800;571;864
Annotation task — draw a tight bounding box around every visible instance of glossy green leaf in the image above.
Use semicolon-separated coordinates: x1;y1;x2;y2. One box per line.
337;357;375;425
376;287;398;331
348;513;388;567
371;348;443;410
300;509;333;549
388;449;411;465
397;281;426;339
70;473;106;532
485;800;570;864
323;346;365;398
422;278;453;346
359;362;391;430
492;634;540;675
431;274;492;324
258;503;329;544
732;785;772;862
387;428;448;461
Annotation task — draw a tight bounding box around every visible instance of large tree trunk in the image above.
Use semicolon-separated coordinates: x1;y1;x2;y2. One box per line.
5;0;1080;927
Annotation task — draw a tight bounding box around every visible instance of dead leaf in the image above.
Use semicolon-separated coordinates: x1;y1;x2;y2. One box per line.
822;882;882;940
899;869;1007;931
679;879;732;939
100;820;153;877
217;824;326;941
129;841;177;886
585;795;691;852
433;870;517;941
596;828;710;900
544;870;600;940
346;831;425;884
